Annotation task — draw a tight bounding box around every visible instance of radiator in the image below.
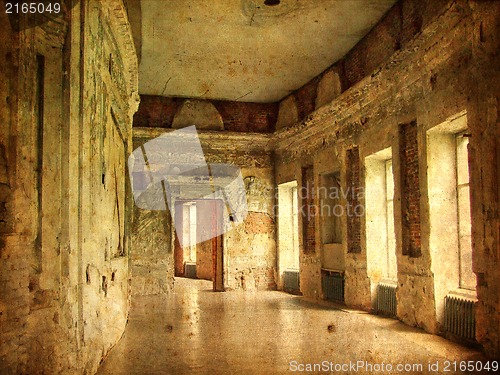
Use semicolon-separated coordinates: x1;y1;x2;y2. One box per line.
376;283;397;317
322;270;344;303
444;294;476;341
283;269;300;294
184;262;197;279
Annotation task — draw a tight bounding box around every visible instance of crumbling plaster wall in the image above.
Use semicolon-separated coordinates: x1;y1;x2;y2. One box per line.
0;1;139;373
467;0;500;358
0;9;28;374
130;137;174;296
275;0;499;358
222;166;276;291
130;204;173;295
277;0;447;127
79;2;139;371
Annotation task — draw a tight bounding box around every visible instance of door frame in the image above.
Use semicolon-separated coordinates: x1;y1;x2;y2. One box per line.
173;198;224;291
211;199;224;292
173;201;184;277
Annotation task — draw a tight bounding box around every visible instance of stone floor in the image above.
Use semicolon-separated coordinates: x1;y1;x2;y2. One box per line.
97;278;486;375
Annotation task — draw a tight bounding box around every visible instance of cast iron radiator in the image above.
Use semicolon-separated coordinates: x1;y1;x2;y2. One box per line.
444;294;476;341
322;269;344;303
376;282;397;317
283;269;300;294
184;262;197;279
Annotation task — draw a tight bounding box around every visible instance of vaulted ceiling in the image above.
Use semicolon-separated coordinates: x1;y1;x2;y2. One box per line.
131;0;397;103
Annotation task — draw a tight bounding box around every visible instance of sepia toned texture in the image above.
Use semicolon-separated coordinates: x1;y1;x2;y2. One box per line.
0;1;139;373
0;0;499;374
97;278;486;375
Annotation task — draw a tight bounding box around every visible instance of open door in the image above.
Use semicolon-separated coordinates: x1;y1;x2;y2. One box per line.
175;199;224;290
212;200;224;292
195;199;224;291
174;202;184;277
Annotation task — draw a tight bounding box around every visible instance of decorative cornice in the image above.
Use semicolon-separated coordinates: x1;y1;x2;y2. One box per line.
272;1;469;160
133;128;273;154
104;0;140;116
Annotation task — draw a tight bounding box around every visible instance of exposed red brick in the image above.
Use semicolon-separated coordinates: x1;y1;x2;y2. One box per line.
212;100;278;133
243;212;274;235
301;166;316;254
283;0;450;123
294;77;319;122
343;3;401;88
133;95;278;133
399;121;421;257
133;95;183;128
346;147;361;254
400;0;422;47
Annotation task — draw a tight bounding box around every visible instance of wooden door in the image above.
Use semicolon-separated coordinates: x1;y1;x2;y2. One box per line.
196;201;215;281
174;202;184;277
212;200;224;292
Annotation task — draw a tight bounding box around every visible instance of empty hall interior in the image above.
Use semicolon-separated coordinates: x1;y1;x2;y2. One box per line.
0;0;499;373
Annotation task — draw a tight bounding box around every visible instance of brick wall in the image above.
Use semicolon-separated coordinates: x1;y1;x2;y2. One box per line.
346;148;361;254
134;1;441;131
301;166;316;254
399;121;421;257
133;95;183;128
213;100;278;133
134;95;278;133
342;4;401;89
276;1;500;355
283;0;449;122
294;78;319;122
243;212;275;235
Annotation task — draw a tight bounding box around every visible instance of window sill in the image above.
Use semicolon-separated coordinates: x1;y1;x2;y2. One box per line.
447;288;477;302
379;279;397;287
321;268;344;276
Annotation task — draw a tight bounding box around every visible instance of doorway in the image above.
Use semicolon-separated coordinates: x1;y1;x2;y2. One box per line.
277;181;300;292
174;199;224;292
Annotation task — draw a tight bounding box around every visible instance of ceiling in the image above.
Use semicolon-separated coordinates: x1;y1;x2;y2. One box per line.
137;0;397;103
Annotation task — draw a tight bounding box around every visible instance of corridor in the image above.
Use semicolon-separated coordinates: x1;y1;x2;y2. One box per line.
2;1;499;373
97;279;485;375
